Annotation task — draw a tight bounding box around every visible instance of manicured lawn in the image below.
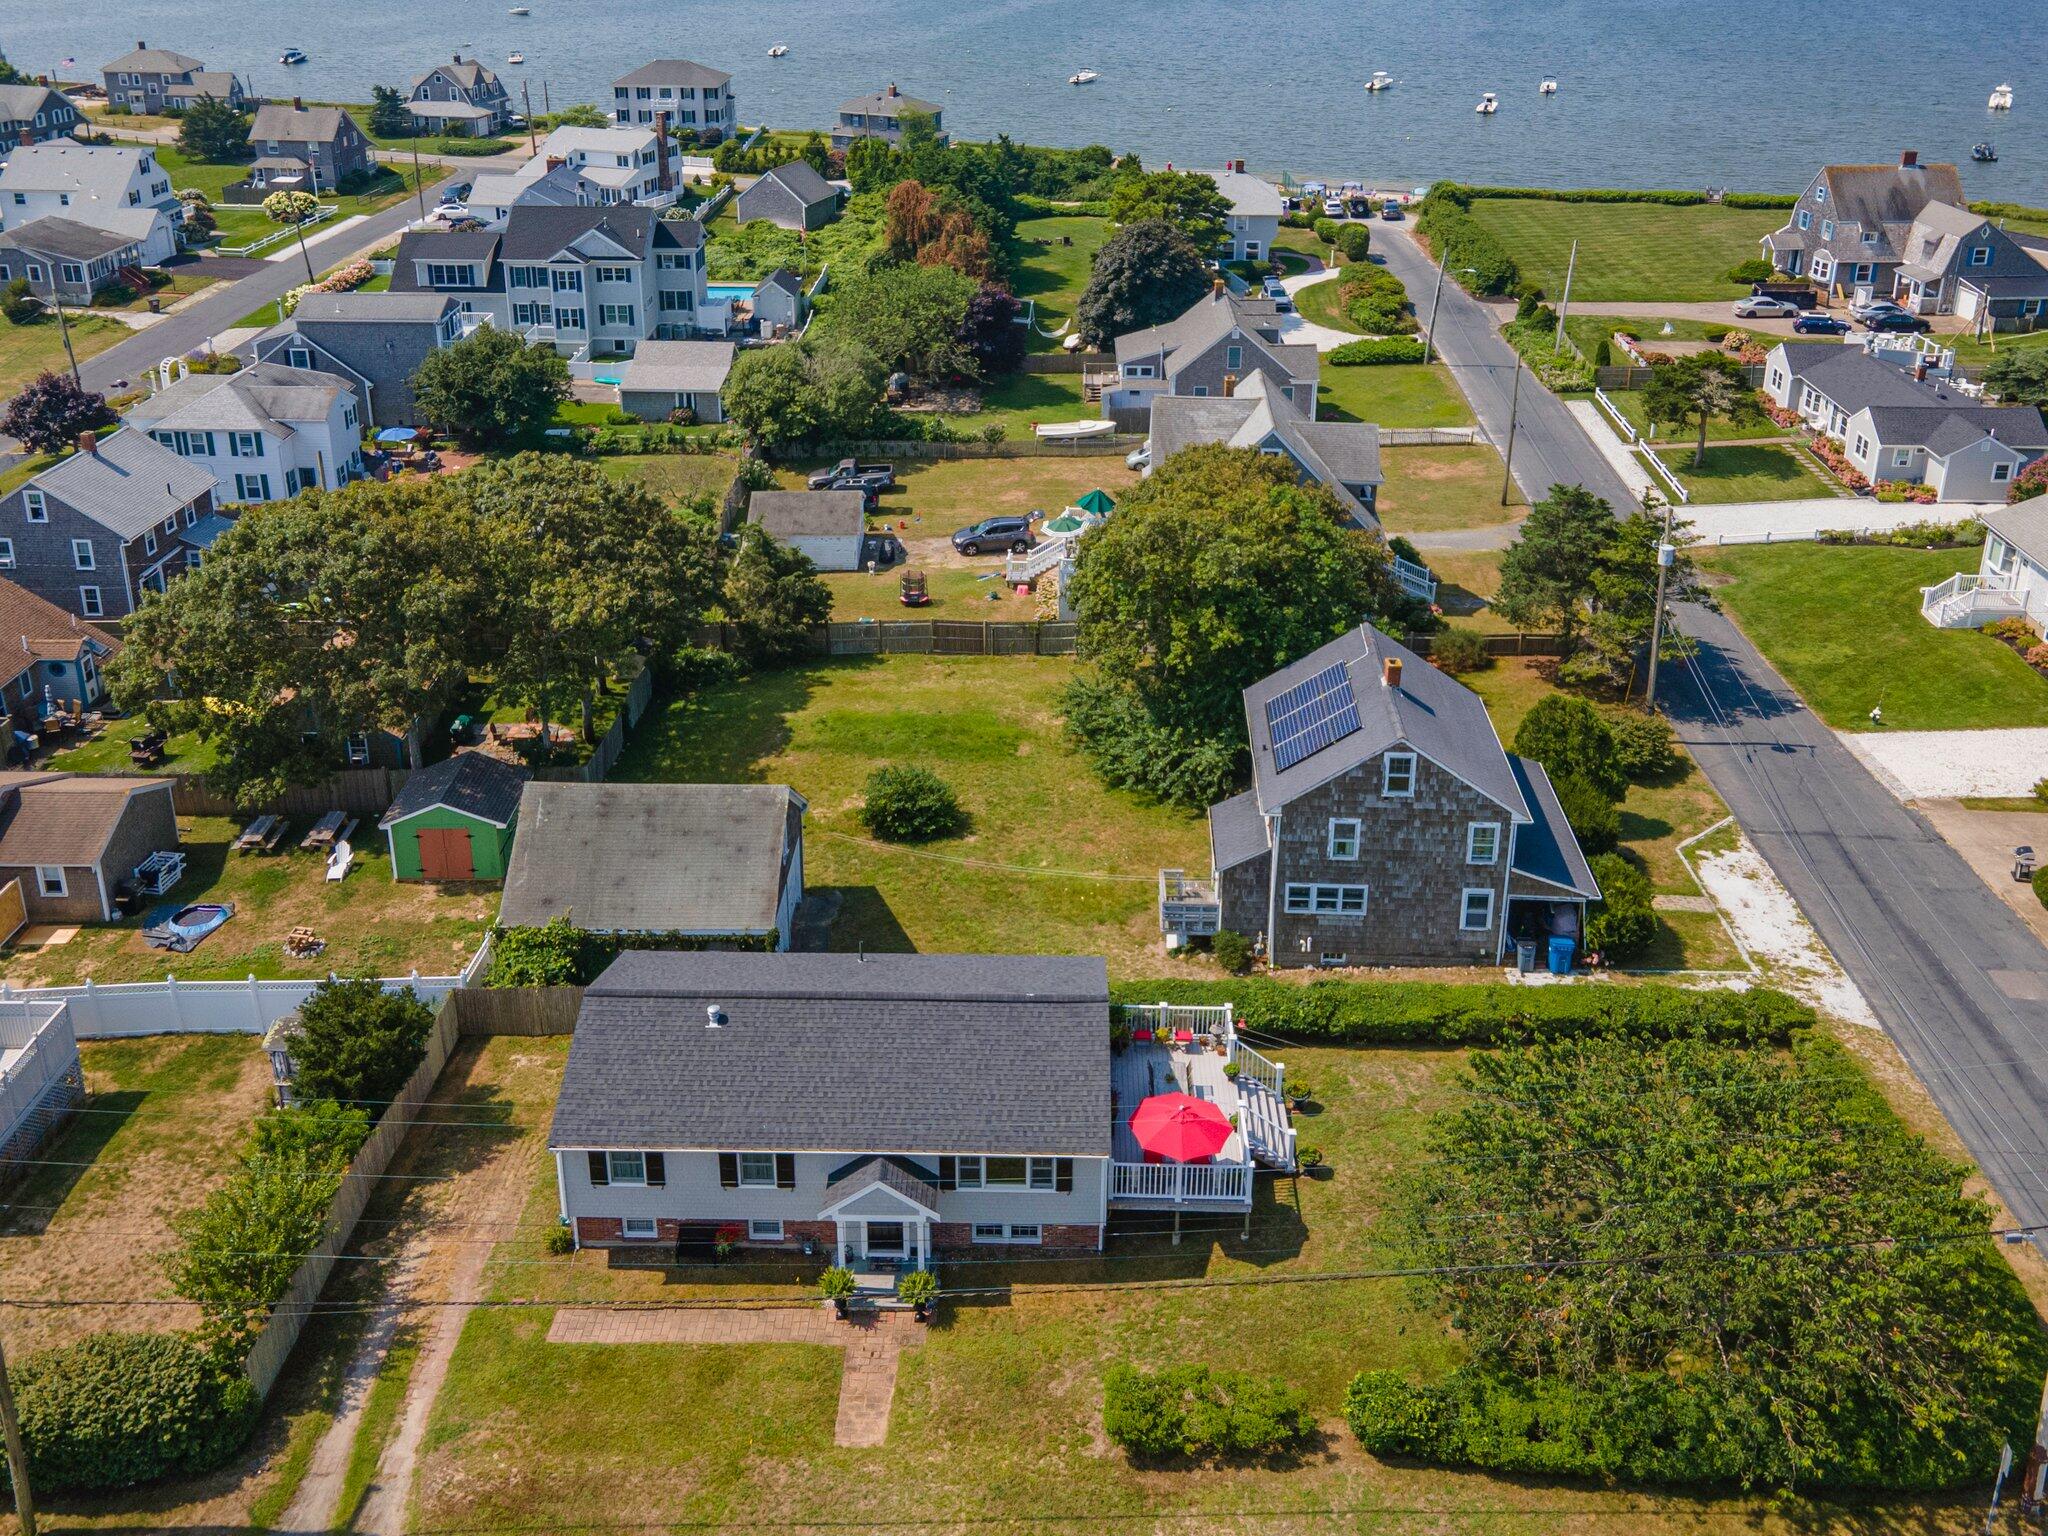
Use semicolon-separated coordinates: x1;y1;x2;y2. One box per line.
614;655;1204;974
1373;444;1522;533
1599;384;1782;445
47;713;220;776
956;370;1094;439
1468;198;1786;303
597;450;741;506
1292;273;1366;334
0;1034;271;1359
143;143;430;251
1;815;496;986
1316;362;1474;427
0;452;58;497
1010;214;1110;348
1664;443;1829;503
1566;313;1740;362
0;312;129;398
1701;542;2048;730
1945;326;2048;368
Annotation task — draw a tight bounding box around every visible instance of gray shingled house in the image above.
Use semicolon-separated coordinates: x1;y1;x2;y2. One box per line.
408;54;512;137
0;217;152;304
250;292;469;427
830;85;944;151
1763;152;1965;301
1101;286;1318;428
547;952;1112;1261
498;783;807;948
244;103;373;194
734;161;842;232
1146;372;1382;526
616;340;732;422
1161;623;1598;969
100;43;243;113
0;84;82;162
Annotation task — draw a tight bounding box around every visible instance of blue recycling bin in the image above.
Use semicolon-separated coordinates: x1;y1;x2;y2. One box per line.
1547;936;1576;975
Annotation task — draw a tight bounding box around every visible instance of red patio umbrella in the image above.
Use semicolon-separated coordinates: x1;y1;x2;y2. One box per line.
1128;1092;1232;1163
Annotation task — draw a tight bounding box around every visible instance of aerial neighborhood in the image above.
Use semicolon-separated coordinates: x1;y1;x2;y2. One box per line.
4;23;2048;1536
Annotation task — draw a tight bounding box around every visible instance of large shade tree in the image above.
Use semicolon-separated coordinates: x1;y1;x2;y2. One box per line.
1642;352;1758;469
410;325;572;450
1075;218;1212;349
1106;169;1232;254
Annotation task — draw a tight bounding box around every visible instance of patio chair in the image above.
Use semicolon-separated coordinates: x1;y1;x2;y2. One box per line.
1132;1027;1153;1043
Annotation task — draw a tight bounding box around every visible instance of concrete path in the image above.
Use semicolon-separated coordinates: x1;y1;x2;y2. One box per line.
1566;399;1656;499
1687;498;1999;545
549;1305;925;1447
1916;801;2048;950
1402;520;1522;552
1275;271;1362;353
1839;728;2048;801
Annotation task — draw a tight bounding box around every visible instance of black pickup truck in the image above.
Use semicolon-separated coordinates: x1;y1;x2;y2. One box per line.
808;457;895;491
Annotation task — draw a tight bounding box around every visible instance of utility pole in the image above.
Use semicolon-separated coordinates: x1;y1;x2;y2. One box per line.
1499;356;1524;506
1643;497;1677;712
522;83;538;155
1421;241;1450;366
49;287;80;389
292;212;316;285
412;141;426;219
1554;237;1578;353
0;1333;38;1536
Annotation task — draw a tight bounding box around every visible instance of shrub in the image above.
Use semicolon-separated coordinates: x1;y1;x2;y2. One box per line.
1592;337;1612;367
1327;336;1425;366
2034;774;2048;805
169;1148;345;1359
859;764;964;841
819;1266;856;1300
1333;223;1373;261
897;1269;939;1311
1552;772;1621;855
1341;265;1415;335
1106;977;1812;1047
2033;866;2048;911
1512;695;1625;801
488;914;605;987
1413;192;1518;295
1601;708;1679;782
1583;852;1655;960
289;976;434;1113
14;1332;258;1493
1724;258;1775;285
248;1098;370;1167
2028;644;2048;670
1102;1364;1312;1461
2;275;37;323
1211;929;1254;974
545;1223;575;1256
1312;217;1341;246
2009;457;2048;505
1059;673;1244;812
1429;627;1492;675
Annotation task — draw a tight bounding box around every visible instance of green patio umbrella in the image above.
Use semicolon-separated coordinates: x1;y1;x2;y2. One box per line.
1075;489;1116;515
1044;514;1087;535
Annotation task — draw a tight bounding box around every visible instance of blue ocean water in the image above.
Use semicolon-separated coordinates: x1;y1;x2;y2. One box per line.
16;0;2047;199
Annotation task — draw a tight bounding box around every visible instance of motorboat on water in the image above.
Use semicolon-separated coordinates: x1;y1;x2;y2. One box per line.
1539;77;1559;94
507;50;524;64
1476;92;1498;114
768;44;788;57
1990;83;2014;110
1069;69;1100;85
1365;71;1394;93
1974;142;1999;162
508;6;529;13
279;48;307;66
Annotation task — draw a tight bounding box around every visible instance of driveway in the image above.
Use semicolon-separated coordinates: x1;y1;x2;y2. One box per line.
1839;729;2048;801
1275;270;1362;353
1916;801;2048;950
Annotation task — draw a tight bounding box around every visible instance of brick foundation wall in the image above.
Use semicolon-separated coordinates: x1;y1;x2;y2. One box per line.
931;1221;1101;1257
574;1215;834;1250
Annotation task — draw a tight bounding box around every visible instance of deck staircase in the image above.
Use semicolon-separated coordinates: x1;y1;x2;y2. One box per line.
1004;535;1074;585
1229;1040;1297;1171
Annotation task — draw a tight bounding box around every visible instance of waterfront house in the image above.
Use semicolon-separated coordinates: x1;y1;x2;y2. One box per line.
0;575;118;735
830;85;944;151
617;339;733;421
1193;162;1283;264
251;292;473;427
124;362;367;510
0;216;152;305
1097;284;1318;426
499;782;806;948
245;103;373;194
745;490;866;571
100;43;245;113
0;771;178;925
464;159;586;224
1885;202;2048;332
0;430;218;620
0;143;183;263
610;60;735;138
1922;503;2048;629
0;84;82;163
379;751;530;882
408;54;512;138
1762;340;2048;501
1160;623;1599;968
1762;152;1964;301
734;161;841;232
1146;372;1381;525
531;125;673;207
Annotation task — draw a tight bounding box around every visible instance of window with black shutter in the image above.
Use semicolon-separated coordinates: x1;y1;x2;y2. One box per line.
587;1151;609;1186
646;1152;666;1188
718;1152;739;1188
775;1153;796;1190
937;1156;957;1190
1055;1158;1073;1193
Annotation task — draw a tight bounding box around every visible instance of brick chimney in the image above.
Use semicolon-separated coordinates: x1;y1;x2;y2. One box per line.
885;83;899;99
654;109;672;190
137;40;147;50
545;155;566;172
453;51;464;64
1211;277;1225;299
1914;356;1930;382
1901;149;1920;169
1233;158;1246;174
1222;372;1238;397
77;430;97;455
1382;655;1402;690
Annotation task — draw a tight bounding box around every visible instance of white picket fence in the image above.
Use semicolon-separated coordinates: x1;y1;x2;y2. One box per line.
0;938;493;1040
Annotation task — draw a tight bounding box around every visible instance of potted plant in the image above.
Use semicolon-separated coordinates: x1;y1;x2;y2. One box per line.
898;1268;938;1322
820;1265;856;1317
1286;1077;1312;1107
1223;1061;1241;1081
714;1222;746;1261
1297;1145;1324;1170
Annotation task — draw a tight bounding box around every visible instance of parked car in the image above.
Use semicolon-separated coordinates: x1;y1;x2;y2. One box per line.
1322;197;1346;218
1865;311;1932;333
1792;313;1853;336
1733;295;1801;319
1125;444;1151;471
1849;297;1906;323
953;516;1036;556
1379;202;1404;221
808;456;895;491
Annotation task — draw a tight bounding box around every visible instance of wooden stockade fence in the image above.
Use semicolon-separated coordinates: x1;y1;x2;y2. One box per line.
818;436;1140;460
451;984;585;1036
691;619;1079;657
243;994;460;1399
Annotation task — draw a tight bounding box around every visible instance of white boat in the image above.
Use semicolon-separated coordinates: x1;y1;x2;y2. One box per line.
1990;83;2014;110
1069;69;1100;85
1364;71;1394;93
1035;419;1115;440
1539;77;1559;95
279;48;307;66
507;51;524;64
508;5;529;13
1476;92;1498;114
768;44;788;57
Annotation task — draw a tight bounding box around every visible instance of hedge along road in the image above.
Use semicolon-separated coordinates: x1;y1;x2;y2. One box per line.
1385;214;2048;1233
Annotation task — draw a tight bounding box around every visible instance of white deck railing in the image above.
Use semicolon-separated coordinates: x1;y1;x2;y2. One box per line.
1110;1159;1252;1204
1121;1001;1234;1040
1921;571;2024;628
1005;535;1075;584
1230;1038;1284;1098
0;1000;76;1151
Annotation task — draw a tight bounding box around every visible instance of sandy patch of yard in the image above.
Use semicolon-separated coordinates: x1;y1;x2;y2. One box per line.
1839;727;2048;801
1694;835;1878;1027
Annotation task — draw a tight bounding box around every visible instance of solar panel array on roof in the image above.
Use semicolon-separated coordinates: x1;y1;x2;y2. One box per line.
1265;661;1361;772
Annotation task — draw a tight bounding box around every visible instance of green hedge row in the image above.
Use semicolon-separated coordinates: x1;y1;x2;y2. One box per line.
1014;192;1114;218
1105;1364;1313;1461
1328;337;1427;366
1107;978;1812;1046
1413;194;1519;296
1430;182;1798;211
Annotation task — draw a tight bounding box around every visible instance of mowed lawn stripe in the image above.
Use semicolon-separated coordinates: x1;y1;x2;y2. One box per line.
1468;199;1786;303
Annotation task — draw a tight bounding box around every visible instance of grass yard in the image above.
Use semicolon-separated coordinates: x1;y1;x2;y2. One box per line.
1316;362;1473;428
1292;273;1366;335
0;312;129;398
1010;214;1110;348
1373;444;1523;533
47;713;220;776
1468;198;1786;303
0;1034;270;1359
614;655;1204;973
1701;542;2048;730
1944;326;2048;368
597;450;741;505
1664;443;1830;503
142;143;429;250
1;815;496;986
1600;385;1786;445
950;370;1095;439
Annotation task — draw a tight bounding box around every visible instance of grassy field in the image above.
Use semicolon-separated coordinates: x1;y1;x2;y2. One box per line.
1664;443;1830;503
1010;214;1110;348
1600;386;1783;445
143;144;429;248
1317;362;1474;427
1293;273;1366;335
1701;543;2048;730
614;655;1204;973
0;312;129;398
597;450;741;505
47;713;220;776
955;370;1095;438
1;815;496;986
1468;198;1786;303
1373;444;1523;532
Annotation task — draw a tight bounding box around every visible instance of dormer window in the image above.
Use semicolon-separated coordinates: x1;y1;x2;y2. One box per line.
1814;185;1827;203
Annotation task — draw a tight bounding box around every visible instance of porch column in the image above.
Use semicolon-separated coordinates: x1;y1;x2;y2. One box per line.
833;1220;845;1268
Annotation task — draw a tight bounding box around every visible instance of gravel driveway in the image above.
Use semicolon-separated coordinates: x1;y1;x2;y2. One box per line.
1838;728;2048;800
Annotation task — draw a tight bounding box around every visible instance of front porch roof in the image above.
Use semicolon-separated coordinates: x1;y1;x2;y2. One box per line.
821;1155;942;1220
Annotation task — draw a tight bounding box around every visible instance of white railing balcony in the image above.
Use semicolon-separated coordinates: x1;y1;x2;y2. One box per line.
1110;1159;1252;1205
1121;998;1233;1042
1921;571;2024;629
1156;872;1223;939
1005;535;1074;584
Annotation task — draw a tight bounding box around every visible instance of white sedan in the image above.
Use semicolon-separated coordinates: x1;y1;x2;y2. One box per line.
1733;294;1801;319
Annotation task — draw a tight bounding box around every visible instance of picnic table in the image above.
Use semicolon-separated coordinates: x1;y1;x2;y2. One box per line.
234;814;288;853
300;811;346;850
129;730;167;767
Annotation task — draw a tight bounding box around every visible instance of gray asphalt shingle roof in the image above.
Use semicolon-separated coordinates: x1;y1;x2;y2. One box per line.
102;45;205;75
1982;503;2048;569
1146;374;1381;521
250;105;349;144
1508;756;1601;899
755;160;837;206
823;1155;943;1212
839;85;941;118
613;59;733;89
1208;788;1269;872
618;340;734;395
125;362;347;438
747;489;865;539
0;216;137;263
757;267;802;297
379;751;530;829
26;431;214;541
498;783;803;934
548;952;1112;1157
291;292;460;325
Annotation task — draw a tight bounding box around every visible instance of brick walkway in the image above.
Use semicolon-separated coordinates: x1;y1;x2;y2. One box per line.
549;1306;923;1447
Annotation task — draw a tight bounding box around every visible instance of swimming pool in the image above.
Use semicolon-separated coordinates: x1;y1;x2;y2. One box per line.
707;283;756;304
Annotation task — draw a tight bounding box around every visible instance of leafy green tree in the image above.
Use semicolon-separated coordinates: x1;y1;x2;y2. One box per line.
177;95;251;161
169;1148;343;1359
720;523;831;667
1642;352;1756;469
1551;772;1620;853
0;370;113;453
843;135;898;194
1107;169;1232;253
549;103;609;128
721;335;885;451
798;130;830;174
410;324;572;449
290;976;435;1110
265;188;322;283
1494;483;1614;641
486;914;608;987
1583;851;1655;958
367;85;412;138
1983;349;2048;409
817;262;978;381
1075;218;1211;348
0;54;20;86
1560;502;1700;695
249;1099;371;1165
1512;694;1626;801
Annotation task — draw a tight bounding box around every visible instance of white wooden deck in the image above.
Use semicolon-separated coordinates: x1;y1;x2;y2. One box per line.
1110;1041;1255;1208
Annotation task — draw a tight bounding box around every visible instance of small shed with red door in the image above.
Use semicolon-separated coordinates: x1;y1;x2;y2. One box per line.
378;751;530;883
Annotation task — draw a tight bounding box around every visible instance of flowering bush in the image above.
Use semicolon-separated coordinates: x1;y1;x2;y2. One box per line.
1807;434;1869;491
2009;457;2048;505
1984;617;2038;644
1874;480;1939;504
279;260;374;318
1762;399;1803;430
2027;644;2048;670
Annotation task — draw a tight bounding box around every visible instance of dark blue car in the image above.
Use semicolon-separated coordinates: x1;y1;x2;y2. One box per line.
1792;314;1852;335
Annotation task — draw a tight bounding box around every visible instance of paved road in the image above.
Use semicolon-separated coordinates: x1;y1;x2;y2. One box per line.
1383;219;2048;1228
77;172;456;394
